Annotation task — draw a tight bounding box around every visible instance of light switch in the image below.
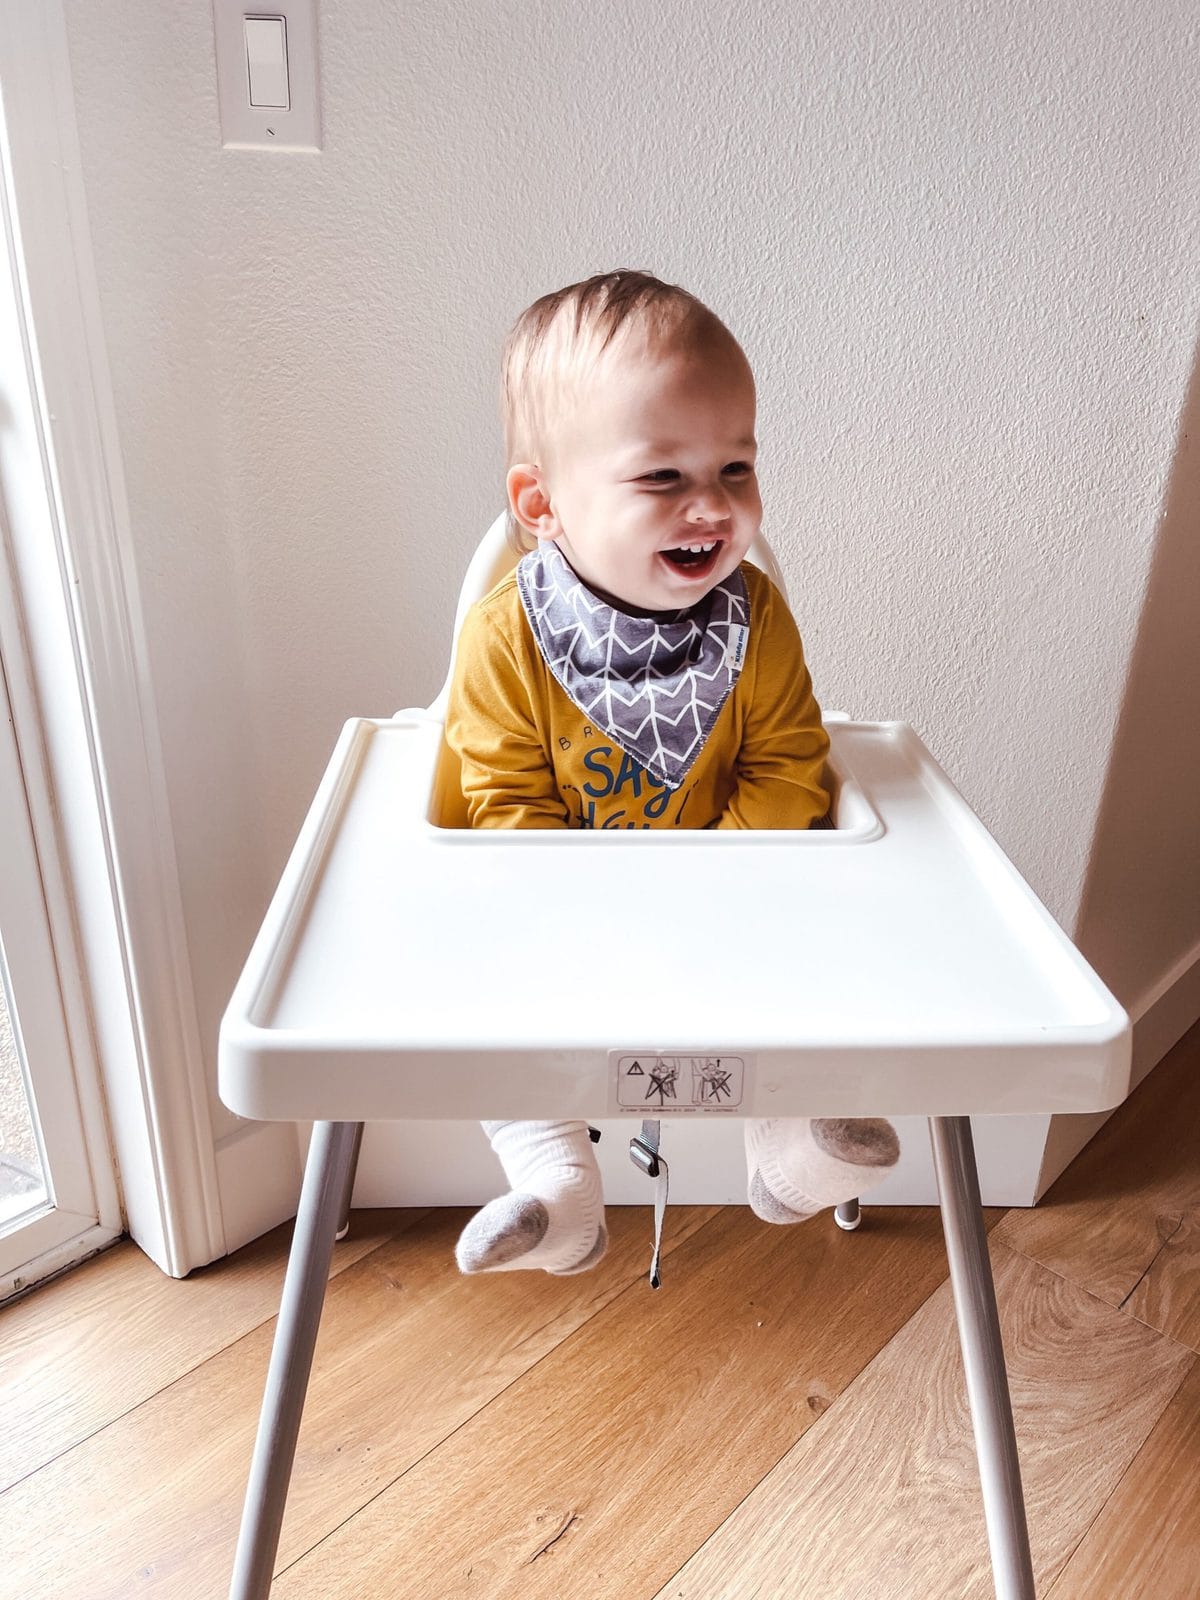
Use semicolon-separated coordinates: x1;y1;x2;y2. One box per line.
244;17;290;109
214;0;321;152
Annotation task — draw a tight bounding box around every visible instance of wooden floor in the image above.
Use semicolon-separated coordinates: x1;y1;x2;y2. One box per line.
4;1026;1199;1599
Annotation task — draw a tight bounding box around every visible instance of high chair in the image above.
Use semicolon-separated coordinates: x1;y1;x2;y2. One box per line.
218;514;1130;1600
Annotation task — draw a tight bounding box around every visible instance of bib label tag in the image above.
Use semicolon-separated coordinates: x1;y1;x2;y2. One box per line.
725;624;750;671
609;1052;756;1115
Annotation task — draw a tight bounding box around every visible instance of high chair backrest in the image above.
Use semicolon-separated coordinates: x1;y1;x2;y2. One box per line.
425;511;791;720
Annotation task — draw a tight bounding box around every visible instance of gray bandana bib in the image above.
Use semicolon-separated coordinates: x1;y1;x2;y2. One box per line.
516;542;750;791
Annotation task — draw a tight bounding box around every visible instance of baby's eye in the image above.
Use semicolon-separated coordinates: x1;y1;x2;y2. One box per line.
639;469;680;485
722;461;754;478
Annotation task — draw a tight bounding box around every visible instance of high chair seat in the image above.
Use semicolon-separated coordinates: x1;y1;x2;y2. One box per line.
218;515;1130;1600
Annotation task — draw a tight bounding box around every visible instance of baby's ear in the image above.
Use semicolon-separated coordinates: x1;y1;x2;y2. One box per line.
507;465;561;541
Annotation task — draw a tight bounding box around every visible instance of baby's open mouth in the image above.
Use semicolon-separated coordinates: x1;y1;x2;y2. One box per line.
661;540;720;572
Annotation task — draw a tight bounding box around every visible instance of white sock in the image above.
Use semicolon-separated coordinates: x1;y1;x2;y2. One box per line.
455;1120;607;1275
745;1117;900;1224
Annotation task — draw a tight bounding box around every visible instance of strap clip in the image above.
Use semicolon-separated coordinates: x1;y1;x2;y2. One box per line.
629;1118;669;1289
628;1137;659;1177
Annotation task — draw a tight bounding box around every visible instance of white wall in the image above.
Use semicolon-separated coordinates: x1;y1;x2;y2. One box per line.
61;1;1199;1219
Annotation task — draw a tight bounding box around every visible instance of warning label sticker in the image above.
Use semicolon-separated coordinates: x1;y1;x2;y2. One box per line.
608;1053;756;1115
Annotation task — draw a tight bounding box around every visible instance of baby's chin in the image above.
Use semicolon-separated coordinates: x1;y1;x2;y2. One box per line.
602;573;728;617
569;544;742;616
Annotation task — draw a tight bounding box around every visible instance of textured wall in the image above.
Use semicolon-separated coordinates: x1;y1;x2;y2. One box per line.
62;0;1199;1146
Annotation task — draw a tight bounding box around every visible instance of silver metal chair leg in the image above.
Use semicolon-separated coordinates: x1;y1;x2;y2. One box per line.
335;1122;365;1241
929;1116;1036;1600
229;1120;364;1600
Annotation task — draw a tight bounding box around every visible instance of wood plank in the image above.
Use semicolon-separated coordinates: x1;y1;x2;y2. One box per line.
655;1242;1193;1600
0;1207;421;1491
995;1022;1200;1307
267;1204;981;1599
1125;1211;1200;1353
1046;1358;1200;1599
1;1203;718;1600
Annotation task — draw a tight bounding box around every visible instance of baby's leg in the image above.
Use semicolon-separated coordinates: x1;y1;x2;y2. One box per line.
455;1120;607;1275
745;1117;900;1224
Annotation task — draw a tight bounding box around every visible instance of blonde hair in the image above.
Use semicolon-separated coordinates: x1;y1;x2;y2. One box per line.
500;270;741;553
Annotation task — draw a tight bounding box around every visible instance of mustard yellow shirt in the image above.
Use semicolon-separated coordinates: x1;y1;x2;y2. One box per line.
445;562;830;831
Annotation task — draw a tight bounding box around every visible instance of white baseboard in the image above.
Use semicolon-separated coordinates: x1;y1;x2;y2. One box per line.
214;1121;303;1257
1127;937;1200;1091
1035;938;1200;1199
353;1110;1054;1211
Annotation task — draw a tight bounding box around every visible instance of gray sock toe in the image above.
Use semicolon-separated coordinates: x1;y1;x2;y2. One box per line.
456;1193;549;1273
812;1118;900;1168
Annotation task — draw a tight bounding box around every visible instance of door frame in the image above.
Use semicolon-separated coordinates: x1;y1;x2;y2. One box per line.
0;4;230;1279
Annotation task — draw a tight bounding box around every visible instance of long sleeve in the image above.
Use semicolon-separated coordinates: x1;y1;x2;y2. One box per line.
444;599;571;828
713;575;830;831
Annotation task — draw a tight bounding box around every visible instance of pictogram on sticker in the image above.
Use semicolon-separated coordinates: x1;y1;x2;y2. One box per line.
609;1052;756;1115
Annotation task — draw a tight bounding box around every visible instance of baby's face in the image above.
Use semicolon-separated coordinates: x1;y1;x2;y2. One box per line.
534;337;761;612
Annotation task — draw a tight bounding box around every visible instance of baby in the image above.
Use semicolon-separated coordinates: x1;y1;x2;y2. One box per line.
445;270;899;1275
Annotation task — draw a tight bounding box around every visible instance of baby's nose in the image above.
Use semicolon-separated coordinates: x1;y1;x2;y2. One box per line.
687;485;731;522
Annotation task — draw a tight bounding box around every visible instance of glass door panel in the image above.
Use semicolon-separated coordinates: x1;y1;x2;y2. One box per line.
0;966;50;1229
0;653;114;1296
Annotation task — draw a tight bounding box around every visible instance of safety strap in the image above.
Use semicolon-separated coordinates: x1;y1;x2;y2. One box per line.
628;1118;669;1288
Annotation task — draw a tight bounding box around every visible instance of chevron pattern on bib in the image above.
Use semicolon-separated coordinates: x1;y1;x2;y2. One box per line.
516;542;750;790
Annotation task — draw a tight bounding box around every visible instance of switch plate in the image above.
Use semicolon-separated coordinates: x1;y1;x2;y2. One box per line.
213;0;320;152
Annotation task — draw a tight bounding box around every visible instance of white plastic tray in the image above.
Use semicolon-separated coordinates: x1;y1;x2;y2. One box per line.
218;719;1130;1124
